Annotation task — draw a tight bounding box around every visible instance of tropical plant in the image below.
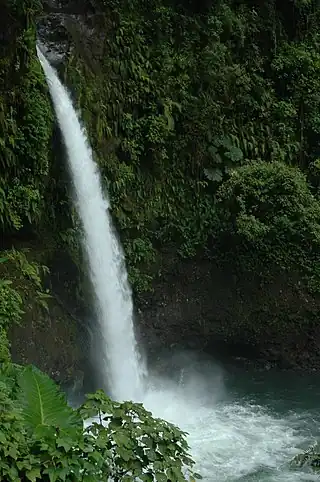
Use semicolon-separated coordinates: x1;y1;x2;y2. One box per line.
216;161;320;288
0;364;200;481
3;0;320;297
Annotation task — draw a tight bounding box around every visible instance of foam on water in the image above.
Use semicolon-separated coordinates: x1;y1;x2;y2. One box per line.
84;363;317;481
141;364;317;481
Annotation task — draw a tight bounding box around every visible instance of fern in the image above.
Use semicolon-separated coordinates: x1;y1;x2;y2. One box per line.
17;365;82;430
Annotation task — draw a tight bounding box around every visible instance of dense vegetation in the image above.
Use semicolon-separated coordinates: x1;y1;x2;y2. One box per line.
0;0;320;369
0;0;81;380
63;0;320;294
1;0;320;328
0;363;198;481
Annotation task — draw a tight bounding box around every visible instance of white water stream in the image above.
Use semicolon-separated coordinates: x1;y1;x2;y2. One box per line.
38;48;318;481
37;47;145;402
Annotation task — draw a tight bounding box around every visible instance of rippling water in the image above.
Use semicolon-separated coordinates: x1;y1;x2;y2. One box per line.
141;352;320;481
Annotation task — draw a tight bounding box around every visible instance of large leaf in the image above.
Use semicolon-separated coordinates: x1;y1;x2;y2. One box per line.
17;365;82;430
204;167;223;182
225;146;243;163
0;279;12;288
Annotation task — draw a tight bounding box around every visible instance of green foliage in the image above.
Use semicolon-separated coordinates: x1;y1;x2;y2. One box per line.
7;0;43;18
2;0;320;389
1;248;52;311
64;1;218;291
0;255;23;363
0;248;55;365
80;390;199;481
0;364;198;481
0;281;23;328
272;42;320;167
3;0;320;300
217;161;320;243
124;238;156;292
204;134;244;183
0;328;11;363
0;1;53;234
58;0;320;295
216;161;320;291
18;366;82;429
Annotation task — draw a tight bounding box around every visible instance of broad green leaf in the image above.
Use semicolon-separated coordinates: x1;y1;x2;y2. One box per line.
56;437;72;452
204;168;223;182
117;446;131;461
146;449;157;461
140;475;153;482
5;445;18;459
0;279;12;287
143;434;155;445
18;365;82;430
155;473;167;482
44;467;59;482
26;467;41;481
225;146;243;163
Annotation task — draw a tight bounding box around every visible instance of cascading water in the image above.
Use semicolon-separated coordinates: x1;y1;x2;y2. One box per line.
37;48;320;481
37;46;145;402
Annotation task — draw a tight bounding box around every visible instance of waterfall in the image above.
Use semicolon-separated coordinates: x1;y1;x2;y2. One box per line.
37;47;145;401
36;48;320;482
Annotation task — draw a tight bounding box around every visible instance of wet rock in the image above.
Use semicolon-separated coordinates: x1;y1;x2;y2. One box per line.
136;252;320;372
37;14;71;66
37;1;99;67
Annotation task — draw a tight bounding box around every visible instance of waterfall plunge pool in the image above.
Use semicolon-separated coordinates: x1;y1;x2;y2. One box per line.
140;351;320;481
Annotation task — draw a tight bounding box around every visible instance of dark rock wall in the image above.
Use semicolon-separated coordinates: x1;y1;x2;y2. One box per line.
138;254;320;370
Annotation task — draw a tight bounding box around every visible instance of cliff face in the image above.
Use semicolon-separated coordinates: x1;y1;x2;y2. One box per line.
39;0;320;371
2;0;320;378
138;253;320;370
37;0;94;65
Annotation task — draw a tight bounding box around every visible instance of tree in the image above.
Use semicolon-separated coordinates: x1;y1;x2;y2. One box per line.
216;161;320;279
